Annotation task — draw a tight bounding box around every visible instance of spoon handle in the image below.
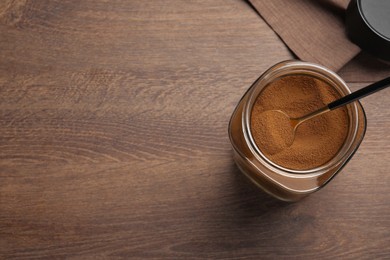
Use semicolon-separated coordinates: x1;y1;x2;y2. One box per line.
328;76;390;110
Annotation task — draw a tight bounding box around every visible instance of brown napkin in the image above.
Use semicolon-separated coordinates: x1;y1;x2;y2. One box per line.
248;0;360;71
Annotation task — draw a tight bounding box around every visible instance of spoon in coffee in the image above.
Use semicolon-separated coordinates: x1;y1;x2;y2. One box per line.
264;76;390;149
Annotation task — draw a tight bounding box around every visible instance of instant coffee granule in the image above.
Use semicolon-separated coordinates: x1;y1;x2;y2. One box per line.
250;75;349;170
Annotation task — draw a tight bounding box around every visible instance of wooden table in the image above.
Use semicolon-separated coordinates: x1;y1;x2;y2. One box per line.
1;1;389;258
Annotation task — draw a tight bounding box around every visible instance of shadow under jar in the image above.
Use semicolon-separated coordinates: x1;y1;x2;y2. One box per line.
229;60;366;202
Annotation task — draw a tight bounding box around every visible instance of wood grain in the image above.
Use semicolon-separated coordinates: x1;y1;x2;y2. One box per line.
0;0;389;259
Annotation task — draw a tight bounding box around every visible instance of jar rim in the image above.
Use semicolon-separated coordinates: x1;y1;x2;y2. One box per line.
243;60;359;176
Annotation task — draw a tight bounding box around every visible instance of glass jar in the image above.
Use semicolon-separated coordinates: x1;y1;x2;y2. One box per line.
228;60;366;202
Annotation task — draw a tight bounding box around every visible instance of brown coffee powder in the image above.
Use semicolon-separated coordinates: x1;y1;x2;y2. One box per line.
250;75;349;170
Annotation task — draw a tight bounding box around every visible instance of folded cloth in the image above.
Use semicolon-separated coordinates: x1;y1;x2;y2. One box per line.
248;0;361;71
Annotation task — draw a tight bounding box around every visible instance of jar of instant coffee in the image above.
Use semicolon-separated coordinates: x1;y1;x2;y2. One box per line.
229;61;366;201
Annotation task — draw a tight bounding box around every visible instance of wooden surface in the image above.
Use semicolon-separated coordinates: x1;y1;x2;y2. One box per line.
1;0;389;259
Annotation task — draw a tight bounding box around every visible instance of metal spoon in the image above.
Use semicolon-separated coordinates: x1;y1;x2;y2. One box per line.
268;76;390;147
